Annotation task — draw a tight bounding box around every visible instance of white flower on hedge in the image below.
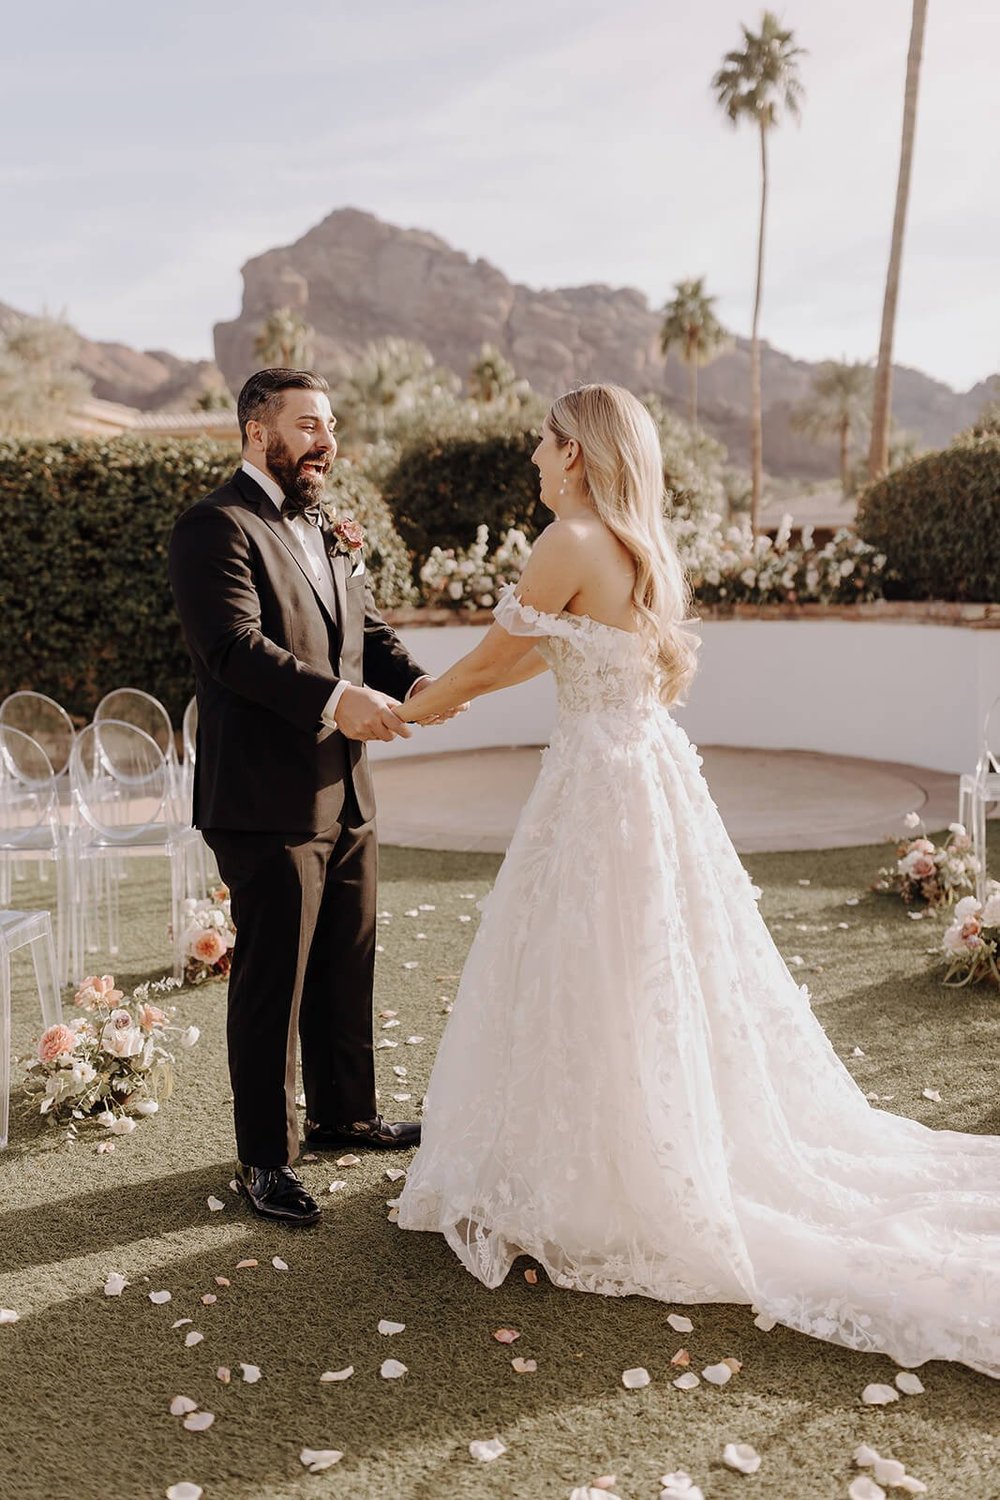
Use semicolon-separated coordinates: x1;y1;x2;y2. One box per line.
101;1009;144;1059
447;581;464;600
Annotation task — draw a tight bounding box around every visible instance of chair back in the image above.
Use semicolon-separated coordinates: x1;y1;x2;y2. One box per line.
71;721;179;840
95;689;176;761
182;696;198;770
0;692;75;777
981;694;1000;777
0;726;60;847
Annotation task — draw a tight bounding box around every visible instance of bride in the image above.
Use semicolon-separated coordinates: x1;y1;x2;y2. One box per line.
395;383;1000;1378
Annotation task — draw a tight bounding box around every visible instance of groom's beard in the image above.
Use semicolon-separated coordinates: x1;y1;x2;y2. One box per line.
265;433;331;504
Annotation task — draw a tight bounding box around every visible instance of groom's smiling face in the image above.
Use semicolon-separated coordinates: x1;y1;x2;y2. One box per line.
258;389;338;502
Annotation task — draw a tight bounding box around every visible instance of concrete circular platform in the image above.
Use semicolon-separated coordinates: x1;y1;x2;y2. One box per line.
371;745;961;855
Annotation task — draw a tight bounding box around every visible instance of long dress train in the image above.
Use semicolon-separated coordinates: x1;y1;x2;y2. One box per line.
398;586;1000;1377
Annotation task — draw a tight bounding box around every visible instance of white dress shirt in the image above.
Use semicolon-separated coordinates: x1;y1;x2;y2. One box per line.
240;460;426;728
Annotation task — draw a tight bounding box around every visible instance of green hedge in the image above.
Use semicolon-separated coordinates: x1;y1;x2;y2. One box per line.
382;427;547;566
855;433;1000;601
0;437;415;724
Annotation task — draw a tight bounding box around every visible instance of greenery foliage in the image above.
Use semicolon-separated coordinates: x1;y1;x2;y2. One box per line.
0;437;415;722
855;431;1000;601
0;315;92;437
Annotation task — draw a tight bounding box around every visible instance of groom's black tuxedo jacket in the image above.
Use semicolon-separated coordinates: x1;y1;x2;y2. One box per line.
168;468;425;834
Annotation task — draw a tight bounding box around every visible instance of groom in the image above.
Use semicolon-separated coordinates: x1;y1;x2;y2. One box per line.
169;368;445;1226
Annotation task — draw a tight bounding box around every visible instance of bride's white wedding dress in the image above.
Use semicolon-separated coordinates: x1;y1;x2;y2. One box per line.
398;586;1000;1376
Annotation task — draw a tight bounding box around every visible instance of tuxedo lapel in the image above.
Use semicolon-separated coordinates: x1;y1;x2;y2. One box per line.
326;537;349;635
232;469;339;631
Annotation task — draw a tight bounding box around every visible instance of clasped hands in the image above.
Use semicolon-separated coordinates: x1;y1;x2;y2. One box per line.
333;679;467;742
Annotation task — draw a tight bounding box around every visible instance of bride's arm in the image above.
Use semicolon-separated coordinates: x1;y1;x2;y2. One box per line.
397;524;580;723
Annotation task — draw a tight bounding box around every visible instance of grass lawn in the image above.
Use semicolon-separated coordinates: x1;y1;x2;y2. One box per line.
1;835;998;1500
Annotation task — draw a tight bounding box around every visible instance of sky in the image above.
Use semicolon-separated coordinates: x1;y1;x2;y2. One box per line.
1;0;997;393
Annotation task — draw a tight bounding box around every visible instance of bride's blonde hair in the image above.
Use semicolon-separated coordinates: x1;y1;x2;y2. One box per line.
548;383;700;703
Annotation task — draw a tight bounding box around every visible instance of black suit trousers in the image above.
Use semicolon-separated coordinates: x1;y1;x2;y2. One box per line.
204;781;378;1167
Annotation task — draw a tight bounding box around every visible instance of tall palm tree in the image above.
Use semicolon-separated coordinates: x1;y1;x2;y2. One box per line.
659;278;730;426
713;12;806;533
253;306;314;368
791;360;874;495
868;0;928;480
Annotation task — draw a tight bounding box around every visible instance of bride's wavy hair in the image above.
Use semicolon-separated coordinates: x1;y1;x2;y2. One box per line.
547;383;700;703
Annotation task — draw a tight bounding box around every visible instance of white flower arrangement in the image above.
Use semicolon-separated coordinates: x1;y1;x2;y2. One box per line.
672;512;887;607
418;525;532;610
24;974;191;1130
873;817;979;909
178;886;236;985
941;888;1000;988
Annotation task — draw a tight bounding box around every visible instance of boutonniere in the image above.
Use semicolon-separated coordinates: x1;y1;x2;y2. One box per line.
324;516;365;565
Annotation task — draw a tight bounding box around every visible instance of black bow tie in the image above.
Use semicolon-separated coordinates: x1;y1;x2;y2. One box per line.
283;497;323;527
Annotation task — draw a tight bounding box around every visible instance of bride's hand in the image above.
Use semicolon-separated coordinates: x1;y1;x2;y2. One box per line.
408;678;470;725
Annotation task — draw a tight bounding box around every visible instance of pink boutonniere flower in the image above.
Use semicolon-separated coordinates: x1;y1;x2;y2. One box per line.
327;517;365;564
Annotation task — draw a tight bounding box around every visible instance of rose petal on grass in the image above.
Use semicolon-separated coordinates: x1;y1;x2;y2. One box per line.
873;1459;907;1485
328;1181;347;1193
570;1490;621;1500
214;1276;230;1287
380;1359;407;1379
702;1362;734;1386
722;1443;761;1474
336;1155;361;1168
493;1328;520;1344
894;1371;925;1395
392;1065;408;1077
673;1372;701;1390
182;1412;215;1432
375;1039;398;1050
103;1272;127;1297
854;1445;880;1467
660;1471;704;1500
524;1268;538;1284
216;1367;231;1384
862;1383;899;1405
753;1308;778;1331
172;1319;193;1329
301;1152;317;1163
320;1366;354;1382
184;1332;204;1348
271;1257;288;1271
469;1438;506;1461
236;1259;258;1269
392;1093;412;1102
207;1197;225;1212
0;1309;19;1324
621;1367;650;1388
848;1480;886;1500
169;1396;198;1416
166;1486;203;1500
921;1089;942;1103
667;1313;694;1333
385;1167;407;1182
386;1207;400;1222
228;1178;238;1192
378;1319;405;1335
670;1349;691;1367
851;1046;866;1057
300;1449;344;1472
379;1008;398;1019
240;1363;262;1384
201;1294;217;1306
511;1357;537;1374
404;908;418;917
721;1356;743;1373
96;1141;115;1154
592;1481;618;1493
405;1036;424;1045
896;1479;928;1495
418;903;435;911
401;962;418;971
149;1290;172;1305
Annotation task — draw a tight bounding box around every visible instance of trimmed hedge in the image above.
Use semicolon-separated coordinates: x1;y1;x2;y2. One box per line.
382;427;547;566
0;437;415;724
855;433;1000;602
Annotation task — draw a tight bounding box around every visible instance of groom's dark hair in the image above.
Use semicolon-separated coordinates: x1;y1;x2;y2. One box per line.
237;368;329;447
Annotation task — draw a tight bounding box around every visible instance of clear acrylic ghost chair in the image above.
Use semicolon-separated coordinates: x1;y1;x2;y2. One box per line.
1;909;62;1149
70;720;199;980
958;693;1000;902
180;695;212;894
95;690;181;887
0;692;76;885
0;727;76;983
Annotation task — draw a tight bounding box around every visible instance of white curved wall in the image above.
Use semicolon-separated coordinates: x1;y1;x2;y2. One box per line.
368;620;999;774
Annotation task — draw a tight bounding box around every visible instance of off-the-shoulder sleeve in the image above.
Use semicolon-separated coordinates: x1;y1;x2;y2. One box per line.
492;583;576;640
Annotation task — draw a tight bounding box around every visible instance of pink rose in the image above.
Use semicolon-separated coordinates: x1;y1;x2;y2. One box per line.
912;838;935;855
100;1008;144;1059
960;918;982;947
74;975;123;1011
37;1024;79;1063
911;855;935;879
333;518;364;551
190;929;227;966
139;1003;166;1031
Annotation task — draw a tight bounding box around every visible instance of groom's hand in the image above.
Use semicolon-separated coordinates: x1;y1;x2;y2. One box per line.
333;686;411;741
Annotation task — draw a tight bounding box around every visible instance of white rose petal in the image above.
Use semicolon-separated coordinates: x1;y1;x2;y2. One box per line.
418;903;435;911
385;1167;407;1182
378;1319;405;1335
0;1308;19;1324
104;1272;127;1296
405;1036;424;1045
240;1363;262;1383
722;1443;761;1474
896;1479;928;1495
180;1026;200;1048
845;896;860;906
207;1197;225;1212
753;1309;778;1331
149;1290;172;1304
336;1155;361;1168
660;1472;704;1500
570;1491;622;1500
328;1181;347;1193
380;1358;407;1379
375;1039;398;1049
109;1116;137;1135
851;1046;866;1058
667;1313;694;1333
166;1486;203;1500
300;1448;344;1472
673;1371;701;1390
320;1366;354;1382
921;1089;941;1103
862;1382;899;1405
169;1396;198;1416
184;1332;204;1348
511;1357;537;1374
621;1367;650;1388
133;1099;159;1115
272;1257;288;1271
702;1362;733;1386
172;1318;193;1328
854;1445;880;1467
401;962;418;970
469;1438;506;1462
873;1459;907;1485
894;1371;925;1395
848;1480;886;1500
182;1412;215;1432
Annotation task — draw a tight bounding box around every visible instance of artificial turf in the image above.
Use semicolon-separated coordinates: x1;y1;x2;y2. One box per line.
1;835;998;1500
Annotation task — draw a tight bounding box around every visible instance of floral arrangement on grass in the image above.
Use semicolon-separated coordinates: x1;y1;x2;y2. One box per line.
179;886;235;984
672;514;887;608
942;888;1000;988
872;815;980;909
25;974;196;1133
419;525;531;610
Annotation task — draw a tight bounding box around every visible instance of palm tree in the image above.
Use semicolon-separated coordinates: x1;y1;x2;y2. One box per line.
867;0;928;480
713;12;806;533
331;337;459;441
253;306;314;368
659;278;730;426
791;360;874;495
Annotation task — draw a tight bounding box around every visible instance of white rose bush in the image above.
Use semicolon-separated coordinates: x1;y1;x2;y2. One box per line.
419;524;531;611
23;973;192;1133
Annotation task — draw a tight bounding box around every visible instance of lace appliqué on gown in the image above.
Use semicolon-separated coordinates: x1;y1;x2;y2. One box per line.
399;585;1000;1377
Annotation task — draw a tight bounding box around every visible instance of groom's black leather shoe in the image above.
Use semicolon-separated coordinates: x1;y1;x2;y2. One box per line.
305;1115;421;1150
235;1163;321;1225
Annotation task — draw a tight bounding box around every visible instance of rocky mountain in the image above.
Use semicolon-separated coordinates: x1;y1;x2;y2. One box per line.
0;301;224;412
213;208;995;480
